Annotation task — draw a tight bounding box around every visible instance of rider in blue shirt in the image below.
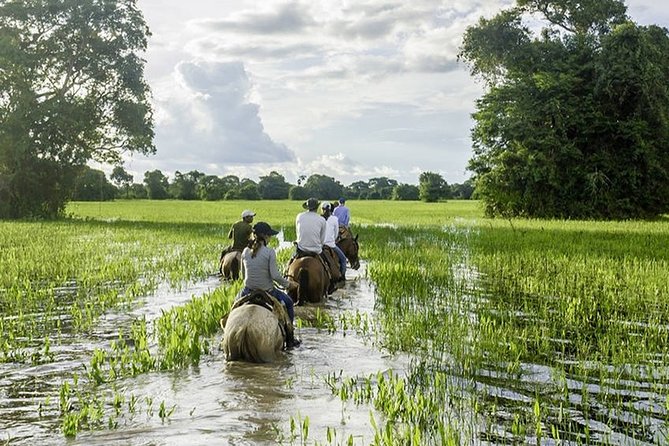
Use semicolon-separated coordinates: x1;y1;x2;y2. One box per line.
332;198;350;227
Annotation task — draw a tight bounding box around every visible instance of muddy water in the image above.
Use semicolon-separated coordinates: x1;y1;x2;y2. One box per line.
0;261;409;445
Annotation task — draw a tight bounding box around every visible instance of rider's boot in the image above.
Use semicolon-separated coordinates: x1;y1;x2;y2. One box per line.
285;329;301;349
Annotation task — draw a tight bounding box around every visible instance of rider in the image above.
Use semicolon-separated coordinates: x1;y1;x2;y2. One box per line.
239;221;300;348
220;209;255;264
295;197;326;258
321;202;347;284
332;198;350;228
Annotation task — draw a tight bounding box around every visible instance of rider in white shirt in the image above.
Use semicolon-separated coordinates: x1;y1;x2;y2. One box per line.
295;197;326;255
321;202;347;281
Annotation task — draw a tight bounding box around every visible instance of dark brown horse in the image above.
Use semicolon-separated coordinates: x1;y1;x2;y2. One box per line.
285;256;330;305
219;251;241;280
337;226;360;270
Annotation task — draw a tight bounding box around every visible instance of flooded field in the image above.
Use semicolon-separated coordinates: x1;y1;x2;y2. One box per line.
3;201;669;445
1;260;408;446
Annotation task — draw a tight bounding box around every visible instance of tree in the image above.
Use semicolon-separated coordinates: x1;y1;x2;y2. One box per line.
459;0;669;218
143;170;169;199
238;182;261;200
220;175;241;199
451;179;475;200
0;0;154;218
419;172;449;202
110;166;133;198
170;170;203;200
198;175;226;201
392;184;420;200
258;171;291;199
303;174;344;200
344;181;370;200
289;185;309;200
72;167;117;201
128;183;148;199
368;177;398;199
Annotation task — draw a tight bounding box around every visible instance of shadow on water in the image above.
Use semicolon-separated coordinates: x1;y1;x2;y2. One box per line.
0;260;410;446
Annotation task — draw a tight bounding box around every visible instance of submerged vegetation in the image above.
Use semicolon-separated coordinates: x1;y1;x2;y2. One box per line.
1;200;668;444
330;217;669;444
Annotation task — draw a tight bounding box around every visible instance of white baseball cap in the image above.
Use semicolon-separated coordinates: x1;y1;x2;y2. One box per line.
241;210;256;218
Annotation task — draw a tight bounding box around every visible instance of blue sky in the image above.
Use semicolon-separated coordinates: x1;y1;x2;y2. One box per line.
116;0;669;186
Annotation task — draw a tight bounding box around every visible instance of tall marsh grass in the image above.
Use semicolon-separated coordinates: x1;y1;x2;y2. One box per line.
335;209;669;444
4;199;669;443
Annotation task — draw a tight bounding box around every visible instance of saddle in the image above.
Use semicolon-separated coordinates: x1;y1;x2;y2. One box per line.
337;225;351;242
291;245;331;278
231;289;276;313
288;245;340;294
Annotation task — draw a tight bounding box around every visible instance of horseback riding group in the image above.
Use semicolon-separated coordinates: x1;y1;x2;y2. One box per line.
219;197;360;362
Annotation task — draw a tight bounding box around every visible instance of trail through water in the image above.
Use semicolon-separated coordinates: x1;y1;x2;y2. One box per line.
1;259;410;446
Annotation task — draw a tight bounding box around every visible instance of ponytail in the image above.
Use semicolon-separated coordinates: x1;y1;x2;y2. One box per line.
251;233;267;258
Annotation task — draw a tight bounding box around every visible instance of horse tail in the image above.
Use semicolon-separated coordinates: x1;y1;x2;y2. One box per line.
238;326;262;361
298;267;309;303
231;255;240;280
226;322;264;362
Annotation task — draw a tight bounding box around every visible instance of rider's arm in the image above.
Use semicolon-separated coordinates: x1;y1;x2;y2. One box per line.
268;249;290;288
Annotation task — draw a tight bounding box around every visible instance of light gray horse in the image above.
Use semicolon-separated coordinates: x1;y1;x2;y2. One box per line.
220;291;291;362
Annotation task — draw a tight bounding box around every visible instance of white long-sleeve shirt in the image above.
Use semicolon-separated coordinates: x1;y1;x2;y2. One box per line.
323;215;339;248
296;210;326;254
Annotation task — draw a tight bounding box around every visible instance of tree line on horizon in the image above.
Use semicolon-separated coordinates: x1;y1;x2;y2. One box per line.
73;166;475;203
2;0;668;219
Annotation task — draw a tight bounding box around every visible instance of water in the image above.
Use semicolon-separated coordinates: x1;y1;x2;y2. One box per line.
0;262;410;445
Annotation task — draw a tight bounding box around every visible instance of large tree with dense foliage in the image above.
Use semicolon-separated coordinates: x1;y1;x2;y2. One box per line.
197;175;226;201
258;171;290;199
368;177;398;200
0;0;154;218
143;170;169;199
392;183;420;201
169;170;204;200
288;185;309;201
419;171;449;202
238;179;260;200
459;0;669;219
344;181;370;200
110;166;133;198
72;166;116;201
303;174;344;200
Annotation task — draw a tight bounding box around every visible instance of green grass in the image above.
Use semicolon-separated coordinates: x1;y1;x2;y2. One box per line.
3;199;669;443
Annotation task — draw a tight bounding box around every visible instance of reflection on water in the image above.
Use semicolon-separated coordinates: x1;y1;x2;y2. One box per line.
1;262;410;446
4;246;668;445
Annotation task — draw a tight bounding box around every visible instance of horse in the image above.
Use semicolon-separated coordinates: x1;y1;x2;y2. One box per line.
285;255;330;305
219;250;242;280
337;226;360;270
220;290;291;363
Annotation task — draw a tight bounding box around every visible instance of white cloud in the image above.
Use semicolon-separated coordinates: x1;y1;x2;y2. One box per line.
128;0;669;186
142;60;295;170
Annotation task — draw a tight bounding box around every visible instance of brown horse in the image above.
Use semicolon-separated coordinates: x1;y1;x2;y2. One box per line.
285;256;330;305
220;290;290;363
219;251;242;280
337;226;360;270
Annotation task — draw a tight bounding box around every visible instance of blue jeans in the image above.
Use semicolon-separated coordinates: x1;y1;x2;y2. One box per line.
241;286;294;322
332;245;347;278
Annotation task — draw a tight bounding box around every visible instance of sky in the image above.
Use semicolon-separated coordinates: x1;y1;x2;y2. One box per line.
112;0;669;186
